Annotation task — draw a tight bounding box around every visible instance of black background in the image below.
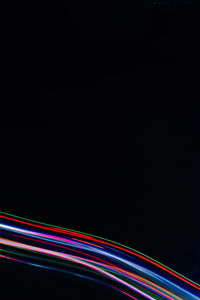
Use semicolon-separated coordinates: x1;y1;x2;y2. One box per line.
1;1;200;299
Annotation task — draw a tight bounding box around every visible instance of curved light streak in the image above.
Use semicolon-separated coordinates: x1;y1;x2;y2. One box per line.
0;211;199;300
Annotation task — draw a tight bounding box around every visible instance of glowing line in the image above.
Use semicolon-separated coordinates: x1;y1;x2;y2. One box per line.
0;211;199;300
0;211;199;291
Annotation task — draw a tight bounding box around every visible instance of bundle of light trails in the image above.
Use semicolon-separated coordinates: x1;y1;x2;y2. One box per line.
0;211;199;300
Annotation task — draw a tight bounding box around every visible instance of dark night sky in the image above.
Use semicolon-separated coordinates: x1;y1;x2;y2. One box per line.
1;2;200;299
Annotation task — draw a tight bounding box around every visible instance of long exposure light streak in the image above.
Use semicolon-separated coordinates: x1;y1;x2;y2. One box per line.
0;211;199;300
